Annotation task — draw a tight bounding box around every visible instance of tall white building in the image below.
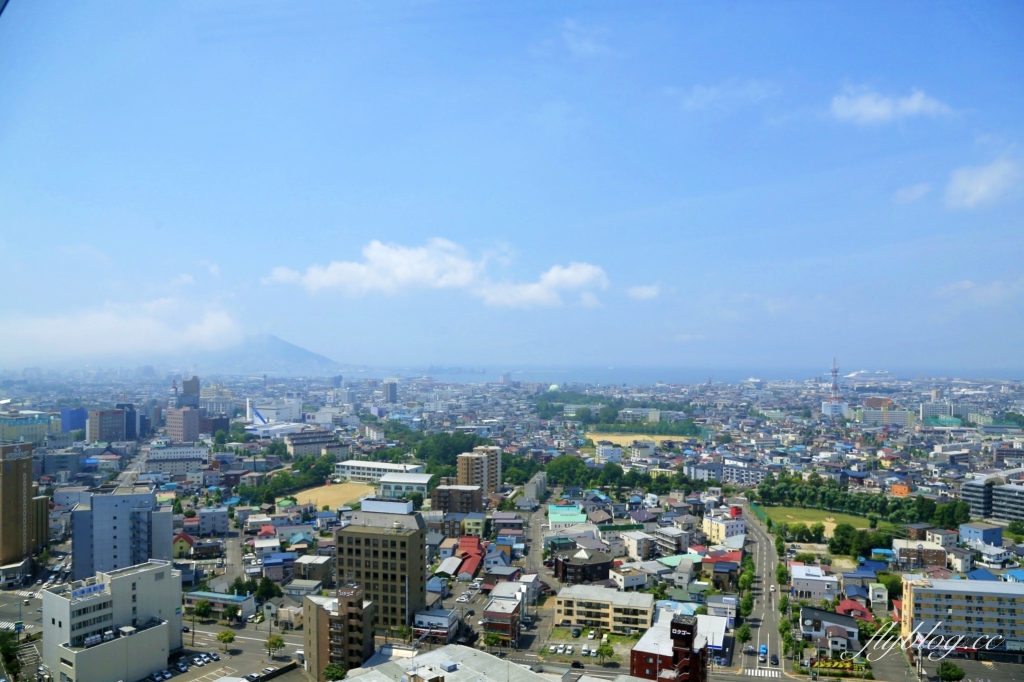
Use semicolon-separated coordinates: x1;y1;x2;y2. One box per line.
71;485;173;580
42;560;183;682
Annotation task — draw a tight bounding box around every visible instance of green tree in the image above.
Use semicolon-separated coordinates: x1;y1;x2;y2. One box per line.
779;595;790;613
694;605;708;615
173;498;184;515
793;553;816;563
809;522;826;543
214;430;228;445
596;642;615;664
266;634;286;659
776;562;790;585
223;604;240;621
323;663;348;681
938;661;965;682
484;632;501;651
736;623;752;645
739;572;754;594
782;630;796;655
194;599;213;619
256;577;283;601
740;594;754;617
217;630;235;651
408;492;424;510
184;509;197;518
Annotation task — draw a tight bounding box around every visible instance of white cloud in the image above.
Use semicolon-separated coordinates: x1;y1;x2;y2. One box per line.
669;79;779;112
268;240;609;309
171;273;195;286
0;301;243;361
945;159;1019;209
266;238;481;295
201;260;221;276
936;277;1024;306
477;263;609;308
561;20;611;58
893;183;931;204
627;284;660;300
831;87;951;125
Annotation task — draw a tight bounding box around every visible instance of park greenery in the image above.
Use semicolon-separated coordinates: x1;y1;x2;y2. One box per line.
323;663;348;680
543;454;722;495
756;474;972;526
237;453;337;505
0;630;20;679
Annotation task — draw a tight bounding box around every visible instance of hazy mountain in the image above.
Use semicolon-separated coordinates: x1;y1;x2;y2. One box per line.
193;334;343;376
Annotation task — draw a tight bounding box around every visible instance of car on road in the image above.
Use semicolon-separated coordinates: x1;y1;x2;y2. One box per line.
770;585;775;592
571;661;584;669
181;626;189;632
759;644;767;663
466;609;475;616
744;646;756;655
770;654;779;666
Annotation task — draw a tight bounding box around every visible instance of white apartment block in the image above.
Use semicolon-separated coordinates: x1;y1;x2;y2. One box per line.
595;441;623;464
42;560;183;682
334;460;425;484
622;531;657;561
790;565;839;602
902;578;1024;653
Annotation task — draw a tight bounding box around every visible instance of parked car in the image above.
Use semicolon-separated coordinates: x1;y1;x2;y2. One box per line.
566;646;573;655
210;652;220;661
590;650;597;657
557;645;566;654
588;630;595;639
549;645;557;653
193;658;205;667
246;675;261;681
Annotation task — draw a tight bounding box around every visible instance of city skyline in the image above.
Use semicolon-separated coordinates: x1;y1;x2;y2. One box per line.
1;3;1022;373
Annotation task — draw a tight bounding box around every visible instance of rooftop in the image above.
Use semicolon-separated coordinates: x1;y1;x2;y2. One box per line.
558;584;654;609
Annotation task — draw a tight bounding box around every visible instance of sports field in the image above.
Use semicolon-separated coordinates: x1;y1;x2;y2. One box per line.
295;481;375;508
761;505;890;537
586;433;682;446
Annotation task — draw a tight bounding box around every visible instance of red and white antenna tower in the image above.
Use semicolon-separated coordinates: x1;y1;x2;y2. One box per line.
829;358;840;402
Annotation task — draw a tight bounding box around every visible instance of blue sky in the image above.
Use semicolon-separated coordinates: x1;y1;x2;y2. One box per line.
1;2;1022;376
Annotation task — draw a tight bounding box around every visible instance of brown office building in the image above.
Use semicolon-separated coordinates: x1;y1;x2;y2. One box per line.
0;443;49;585
303;584;375;681
167;407;200;442
431;485;483;514
87;409;125;443
335;498;426;632
630;614;708;682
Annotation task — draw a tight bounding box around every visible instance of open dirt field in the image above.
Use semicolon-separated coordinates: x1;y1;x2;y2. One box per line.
295;481;375;508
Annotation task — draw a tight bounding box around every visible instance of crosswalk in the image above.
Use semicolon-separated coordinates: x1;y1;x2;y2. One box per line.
741;669;780;678
0;622;36;631
16;590;37;598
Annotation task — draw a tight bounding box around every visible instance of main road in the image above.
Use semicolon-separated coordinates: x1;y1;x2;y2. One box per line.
739;504;787;679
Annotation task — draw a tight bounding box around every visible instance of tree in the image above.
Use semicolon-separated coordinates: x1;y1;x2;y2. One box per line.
596;642;615;664
736;623;752;645
217;630;235;651
739;572;754;594
779;595;790;613
694;605;708;615
793;553;816;563
740;594;754;617
266;634;285;660
776;562;790;586
408;493;424;510
809;523;826;543
173;499;184;515
223;604;240;621
214;430;228;445
782;631;796;655
484;632;501;651
184;509;197;518
256;576;283;601
938;661;965;682
194;599;213;619
323;663;348;681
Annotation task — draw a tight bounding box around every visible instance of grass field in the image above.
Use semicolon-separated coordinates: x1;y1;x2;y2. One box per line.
761;505;892;537
294;482;375;508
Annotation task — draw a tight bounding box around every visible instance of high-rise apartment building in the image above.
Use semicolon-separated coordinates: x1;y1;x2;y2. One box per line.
71;485;173;580
303;585;376;681
42;560;183;682
334;498;426;632
456;445;502;495
87;409;126;443
0;442;49;586
902;578;1024;656
382;378;398;403
166;407;199;442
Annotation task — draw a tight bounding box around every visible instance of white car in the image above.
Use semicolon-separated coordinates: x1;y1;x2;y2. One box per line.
549;645;557;653
566;646;573;655
770;585;776;592
591;650;598;657
557;645;566;654
588;630;595;639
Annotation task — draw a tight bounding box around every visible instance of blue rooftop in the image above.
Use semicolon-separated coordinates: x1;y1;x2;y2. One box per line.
967;568;999;581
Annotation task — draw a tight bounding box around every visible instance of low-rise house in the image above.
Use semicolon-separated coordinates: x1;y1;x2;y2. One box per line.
799;606;860;654
791;565;839;602
413;608;460;643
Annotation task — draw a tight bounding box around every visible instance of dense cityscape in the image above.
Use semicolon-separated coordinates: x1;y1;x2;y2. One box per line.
0;364;1021;682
